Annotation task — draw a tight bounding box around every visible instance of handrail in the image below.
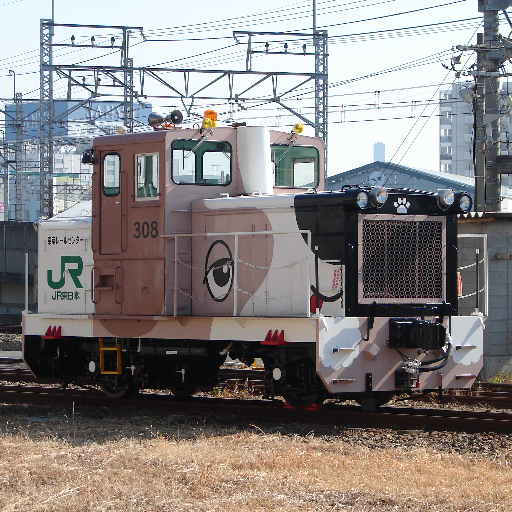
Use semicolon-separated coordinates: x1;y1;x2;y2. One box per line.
457;234;488;317
162;230;312;317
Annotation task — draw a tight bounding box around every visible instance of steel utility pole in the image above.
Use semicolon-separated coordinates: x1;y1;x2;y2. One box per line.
474;32;486;211
479;1;502;211
14;92;25;221
313;0;328;177
40;19;54;219
0;130;6;220
459;1;512;212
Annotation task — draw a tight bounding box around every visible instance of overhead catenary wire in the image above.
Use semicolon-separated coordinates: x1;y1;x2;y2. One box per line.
0;0;22;8
138;15;481;44
301;0;471;31
141;0;400;38
142;0;466;39
0;6;486;95
0;0;488;77
0;44;474;116
0;37;123;75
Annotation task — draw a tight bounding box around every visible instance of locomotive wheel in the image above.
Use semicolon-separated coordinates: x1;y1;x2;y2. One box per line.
169;384;198;398
282;391;325;407
355;392;393;409
100;383;138;399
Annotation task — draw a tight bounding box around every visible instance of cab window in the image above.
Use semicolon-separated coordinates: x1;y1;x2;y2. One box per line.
272;145;319;188
135;153;159;200
172;139;231;185
103;153;120;196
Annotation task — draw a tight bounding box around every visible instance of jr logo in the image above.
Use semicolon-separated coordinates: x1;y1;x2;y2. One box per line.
47;256;84;290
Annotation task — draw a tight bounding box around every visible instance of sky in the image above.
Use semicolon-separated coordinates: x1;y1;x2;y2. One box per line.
0;0;492;176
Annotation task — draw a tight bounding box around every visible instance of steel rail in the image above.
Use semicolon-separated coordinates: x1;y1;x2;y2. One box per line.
1;383;512;432
2;358;512;427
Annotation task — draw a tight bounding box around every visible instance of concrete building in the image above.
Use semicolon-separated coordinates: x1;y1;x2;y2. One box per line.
459;214;512;378
439;83;472;177
0;222;37;325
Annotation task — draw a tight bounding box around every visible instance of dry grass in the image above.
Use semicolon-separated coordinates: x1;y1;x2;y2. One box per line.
207;380;261;400
488;371;512;384
0;410;512;512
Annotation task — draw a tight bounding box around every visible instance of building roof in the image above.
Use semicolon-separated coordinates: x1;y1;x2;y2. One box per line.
327;161;474;194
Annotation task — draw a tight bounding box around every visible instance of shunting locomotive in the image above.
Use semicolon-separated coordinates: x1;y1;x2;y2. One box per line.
22;110;484;408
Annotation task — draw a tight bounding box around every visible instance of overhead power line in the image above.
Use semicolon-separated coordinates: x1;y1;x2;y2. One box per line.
309;0;470;31
143;0;464;38
0;0;22;7
142;0;399;38
140;16;481;45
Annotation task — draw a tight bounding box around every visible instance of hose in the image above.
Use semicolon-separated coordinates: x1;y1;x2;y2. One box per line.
418;340;452;373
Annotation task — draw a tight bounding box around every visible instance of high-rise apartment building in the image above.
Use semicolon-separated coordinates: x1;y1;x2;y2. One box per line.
439;82;475;177
440;82;512;208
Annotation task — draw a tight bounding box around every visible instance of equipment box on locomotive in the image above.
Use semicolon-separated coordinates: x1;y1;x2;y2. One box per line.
37;201;93;315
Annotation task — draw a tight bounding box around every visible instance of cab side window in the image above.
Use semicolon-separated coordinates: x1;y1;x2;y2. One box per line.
171;140;231;185
272;145;319;188
103;153;120;196
135;153;159;200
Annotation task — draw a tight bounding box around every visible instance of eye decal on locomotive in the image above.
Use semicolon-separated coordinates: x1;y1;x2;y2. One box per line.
203;240;234;302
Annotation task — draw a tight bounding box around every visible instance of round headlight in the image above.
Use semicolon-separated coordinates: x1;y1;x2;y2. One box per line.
356;191;369;209
369;186;388;206
457;193;472;212
438;189;455;208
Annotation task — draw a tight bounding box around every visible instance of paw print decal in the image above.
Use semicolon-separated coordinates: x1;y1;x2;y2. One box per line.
393;197;410;214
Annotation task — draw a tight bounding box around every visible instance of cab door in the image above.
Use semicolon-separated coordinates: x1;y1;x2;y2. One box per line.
93;144;165;316
99;152;125;255
121;149;165;316
93;151;126;315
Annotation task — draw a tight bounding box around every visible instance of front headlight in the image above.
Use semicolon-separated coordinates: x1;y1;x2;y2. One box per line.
369;186;388;207
456;192;472;212
437;189;455;208
356;191;369;209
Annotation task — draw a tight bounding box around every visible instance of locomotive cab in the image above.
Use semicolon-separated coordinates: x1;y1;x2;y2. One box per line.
90;125;324;319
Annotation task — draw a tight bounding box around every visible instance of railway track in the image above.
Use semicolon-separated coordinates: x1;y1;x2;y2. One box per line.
2;357;512;432
1;380;512;433
426;382;512;409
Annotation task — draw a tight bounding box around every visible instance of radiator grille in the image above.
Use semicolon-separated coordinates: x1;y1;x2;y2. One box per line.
361;218;444;300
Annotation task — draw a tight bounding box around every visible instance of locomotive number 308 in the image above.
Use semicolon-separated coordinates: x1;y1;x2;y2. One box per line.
133;221;158;238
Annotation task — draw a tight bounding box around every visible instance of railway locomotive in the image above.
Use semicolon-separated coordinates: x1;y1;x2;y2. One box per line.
22;111;484;409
